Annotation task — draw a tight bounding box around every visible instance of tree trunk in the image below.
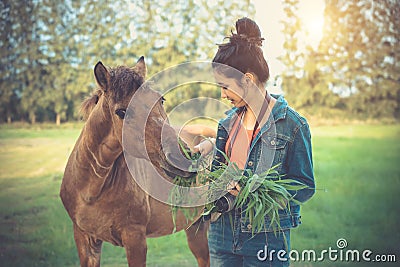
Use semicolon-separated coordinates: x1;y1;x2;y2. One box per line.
30;112;36;124
56;113;61;126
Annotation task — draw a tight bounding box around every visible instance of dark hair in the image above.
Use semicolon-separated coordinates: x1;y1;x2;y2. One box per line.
212;17;270;84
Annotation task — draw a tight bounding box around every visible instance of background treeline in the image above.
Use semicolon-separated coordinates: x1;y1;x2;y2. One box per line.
0;0;399;124
281;0;399;120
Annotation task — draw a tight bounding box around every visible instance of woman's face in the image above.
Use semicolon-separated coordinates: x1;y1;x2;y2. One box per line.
214;71;247;108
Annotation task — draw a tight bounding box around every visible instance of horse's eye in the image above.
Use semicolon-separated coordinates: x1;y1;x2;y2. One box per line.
161;97;166;105
115;109;126;119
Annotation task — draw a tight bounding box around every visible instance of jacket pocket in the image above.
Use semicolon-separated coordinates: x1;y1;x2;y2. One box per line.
258;135;290;174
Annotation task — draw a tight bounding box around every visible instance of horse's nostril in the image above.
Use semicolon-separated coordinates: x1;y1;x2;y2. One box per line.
116;109;126;119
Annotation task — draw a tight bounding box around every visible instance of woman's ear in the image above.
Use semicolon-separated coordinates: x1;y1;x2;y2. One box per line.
244;72;255;83
242;72;255;87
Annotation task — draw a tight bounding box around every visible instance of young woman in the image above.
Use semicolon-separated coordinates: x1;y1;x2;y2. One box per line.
196;18;315;266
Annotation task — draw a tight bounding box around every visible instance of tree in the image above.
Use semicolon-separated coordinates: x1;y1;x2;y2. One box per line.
0;0;257;123
1;0;38;123
318;0;400;119
278;0;400;119
128;0;256;113
0;0;16;123
278;0;305;108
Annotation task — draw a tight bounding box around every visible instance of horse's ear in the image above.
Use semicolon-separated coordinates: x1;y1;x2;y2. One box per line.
94;61;110;92
134;56;147;79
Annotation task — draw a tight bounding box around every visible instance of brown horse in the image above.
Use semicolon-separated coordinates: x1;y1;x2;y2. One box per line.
60;57;211;267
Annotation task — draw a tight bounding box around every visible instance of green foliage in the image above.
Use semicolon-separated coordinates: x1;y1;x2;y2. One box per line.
0;0;255;124
203;161;308;234
235;167;307;234
279;0;400;120
170;142;308;234
2;0;399;123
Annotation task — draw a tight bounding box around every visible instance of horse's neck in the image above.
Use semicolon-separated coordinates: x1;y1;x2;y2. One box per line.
76;111;121;179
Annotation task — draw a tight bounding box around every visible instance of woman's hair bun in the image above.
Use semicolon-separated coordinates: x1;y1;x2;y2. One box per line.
213;17;269;84
236;17;261;38
226;17;264;47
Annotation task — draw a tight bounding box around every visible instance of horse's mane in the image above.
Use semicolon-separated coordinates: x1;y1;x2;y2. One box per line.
80;89;102;121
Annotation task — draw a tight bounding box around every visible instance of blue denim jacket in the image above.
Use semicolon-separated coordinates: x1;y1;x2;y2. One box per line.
212;94;315;232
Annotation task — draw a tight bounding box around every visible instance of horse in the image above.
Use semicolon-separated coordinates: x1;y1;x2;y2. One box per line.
60;57;212;267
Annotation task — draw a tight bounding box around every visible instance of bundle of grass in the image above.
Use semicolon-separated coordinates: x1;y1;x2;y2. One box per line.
170;139;309;234
204;159;308;234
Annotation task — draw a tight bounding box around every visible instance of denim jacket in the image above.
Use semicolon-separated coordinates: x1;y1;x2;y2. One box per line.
212;94;315;232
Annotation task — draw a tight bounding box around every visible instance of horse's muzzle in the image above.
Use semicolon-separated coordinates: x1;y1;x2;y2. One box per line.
160;137;196;178
161;151;196;178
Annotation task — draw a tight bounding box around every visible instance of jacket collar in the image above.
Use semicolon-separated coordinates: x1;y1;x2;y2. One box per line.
270;94;288;122
218;94;289;156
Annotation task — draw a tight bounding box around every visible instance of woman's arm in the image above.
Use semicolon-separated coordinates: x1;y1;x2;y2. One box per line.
285;123;316;203
175;124;216;151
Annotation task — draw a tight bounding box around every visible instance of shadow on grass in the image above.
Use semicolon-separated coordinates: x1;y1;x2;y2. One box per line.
0;174;78;267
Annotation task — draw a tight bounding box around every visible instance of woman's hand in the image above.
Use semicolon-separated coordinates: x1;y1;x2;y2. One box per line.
193;138;215;155
226;181;241;197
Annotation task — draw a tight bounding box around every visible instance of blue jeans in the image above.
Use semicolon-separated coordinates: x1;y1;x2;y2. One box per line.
208;210;290;267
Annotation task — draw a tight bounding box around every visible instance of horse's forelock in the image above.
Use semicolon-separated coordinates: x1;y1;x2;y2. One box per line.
80;66;147;121
80;90;102;121
110;66;144;102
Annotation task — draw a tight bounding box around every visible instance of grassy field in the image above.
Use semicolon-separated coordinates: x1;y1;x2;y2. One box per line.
0;123;399;266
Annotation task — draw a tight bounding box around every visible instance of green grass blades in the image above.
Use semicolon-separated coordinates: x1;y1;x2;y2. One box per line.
173;141;311;235
236;170;307;234
208;157;309;234
169;140;203;227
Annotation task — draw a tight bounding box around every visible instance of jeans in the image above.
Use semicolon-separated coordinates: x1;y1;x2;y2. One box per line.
208;210;290;267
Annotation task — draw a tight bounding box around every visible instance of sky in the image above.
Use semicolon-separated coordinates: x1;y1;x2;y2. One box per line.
253;0;326;79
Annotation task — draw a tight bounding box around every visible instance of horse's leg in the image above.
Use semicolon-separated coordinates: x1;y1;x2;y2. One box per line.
73;223;103;267
122;226;147;267
185;219;210;267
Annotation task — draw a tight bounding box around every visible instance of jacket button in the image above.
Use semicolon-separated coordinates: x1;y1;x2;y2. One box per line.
270;140;276;145
247;161;253;166
247;224;252;230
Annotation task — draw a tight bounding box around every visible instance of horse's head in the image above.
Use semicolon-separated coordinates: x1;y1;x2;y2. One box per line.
86;57;193;179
